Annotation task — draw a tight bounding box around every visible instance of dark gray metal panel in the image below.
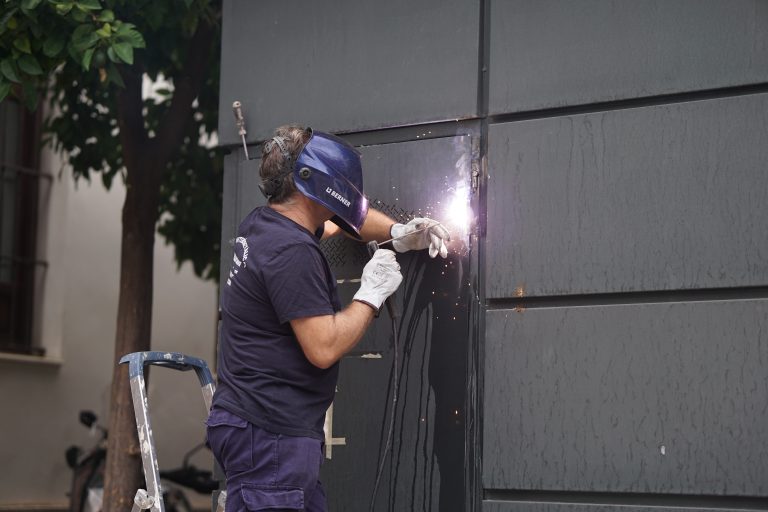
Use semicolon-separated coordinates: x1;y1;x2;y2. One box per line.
488;0;768;115
218;0;480;145
486;93;768;299
482;503;763;512
318;136;473;511
482;300;768;494
219;151;265;292
219;154;239;290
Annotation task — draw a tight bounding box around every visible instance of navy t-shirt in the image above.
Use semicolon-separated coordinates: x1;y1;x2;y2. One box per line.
213;206;342;439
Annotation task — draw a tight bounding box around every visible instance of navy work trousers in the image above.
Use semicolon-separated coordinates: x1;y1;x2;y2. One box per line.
206;407;327;511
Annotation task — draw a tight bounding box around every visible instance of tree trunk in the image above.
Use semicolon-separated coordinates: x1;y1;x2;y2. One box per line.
99;17;215;509
102;162;161;511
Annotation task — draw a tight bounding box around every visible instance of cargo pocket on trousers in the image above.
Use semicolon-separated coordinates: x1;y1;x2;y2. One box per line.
205;408;253;472
241;484;304;511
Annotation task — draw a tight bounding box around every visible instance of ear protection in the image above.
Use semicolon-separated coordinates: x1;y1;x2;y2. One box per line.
259;135;302;199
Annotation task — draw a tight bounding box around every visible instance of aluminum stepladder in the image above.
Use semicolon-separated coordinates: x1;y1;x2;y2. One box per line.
119;351;226;512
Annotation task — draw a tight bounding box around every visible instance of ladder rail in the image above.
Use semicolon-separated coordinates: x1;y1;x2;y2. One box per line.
119;351;217;512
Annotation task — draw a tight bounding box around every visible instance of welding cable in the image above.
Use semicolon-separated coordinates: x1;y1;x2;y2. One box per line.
369;311;399;512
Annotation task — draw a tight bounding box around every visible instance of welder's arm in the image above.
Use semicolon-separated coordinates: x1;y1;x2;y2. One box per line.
290;302;376;369
322;209;451;258
290;249;402;369
321;208;395;241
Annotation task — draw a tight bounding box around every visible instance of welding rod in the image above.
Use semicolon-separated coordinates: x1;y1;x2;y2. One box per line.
365;223;433;318
376;223;433;247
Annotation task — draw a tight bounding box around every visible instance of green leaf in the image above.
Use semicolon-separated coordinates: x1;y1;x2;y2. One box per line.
106;46;117;63
81;47;95;70
13;35;32;54
96;23;111;38
72;23;93;41
43;34;66;57
0;8;18;31
114;22;135;36
71;23;98;50
54;3;73;15
92;48;106;68
121;27;145;48
106;63;124;87
29;22;42;38
0;81;11;103
112;42;133;64
18;54;43;75
0;60;19;82
71;8;88;22
76;0;102;10
21;82;38;110
21;0;43;9
124;28;145;48
96;9;114;22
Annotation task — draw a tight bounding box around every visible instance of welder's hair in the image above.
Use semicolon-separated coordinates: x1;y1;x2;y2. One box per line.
259;125;312;204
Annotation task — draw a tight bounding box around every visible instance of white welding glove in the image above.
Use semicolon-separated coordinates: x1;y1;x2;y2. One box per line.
390;217;451;258
354;249;403;311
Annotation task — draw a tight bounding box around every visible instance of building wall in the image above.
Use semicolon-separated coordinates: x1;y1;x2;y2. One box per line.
0;143;217;509
218;1;768;511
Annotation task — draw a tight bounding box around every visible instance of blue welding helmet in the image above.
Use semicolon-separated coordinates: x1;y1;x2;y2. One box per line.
294;130;368;238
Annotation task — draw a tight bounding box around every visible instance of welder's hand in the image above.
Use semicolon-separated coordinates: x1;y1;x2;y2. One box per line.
390;217;451;258
353;249;403;311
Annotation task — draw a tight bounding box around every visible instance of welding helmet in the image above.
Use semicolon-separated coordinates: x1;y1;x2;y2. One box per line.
293;130;368;238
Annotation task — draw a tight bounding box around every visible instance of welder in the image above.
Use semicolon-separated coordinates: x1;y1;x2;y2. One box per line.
206;125;450;511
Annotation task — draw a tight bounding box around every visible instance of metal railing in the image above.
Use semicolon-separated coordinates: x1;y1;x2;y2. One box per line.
0;161;51;355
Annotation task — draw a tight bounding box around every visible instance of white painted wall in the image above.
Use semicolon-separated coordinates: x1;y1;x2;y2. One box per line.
0;144;218;510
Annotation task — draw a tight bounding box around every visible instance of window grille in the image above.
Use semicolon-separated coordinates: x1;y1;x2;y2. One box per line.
0;100;49;355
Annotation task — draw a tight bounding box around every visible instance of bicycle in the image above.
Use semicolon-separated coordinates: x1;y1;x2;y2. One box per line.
65;410;217;512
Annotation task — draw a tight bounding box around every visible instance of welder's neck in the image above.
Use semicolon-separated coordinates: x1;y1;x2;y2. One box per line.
269;195;330;234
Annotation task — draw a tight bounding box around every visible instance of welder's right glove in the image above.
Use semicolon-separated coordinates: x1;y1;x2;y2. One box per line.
353;249;403;311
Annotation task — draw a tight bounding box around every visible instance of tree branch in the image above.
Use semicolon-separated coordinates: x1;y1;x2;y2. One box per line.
116;62;148;172
154;19;216;165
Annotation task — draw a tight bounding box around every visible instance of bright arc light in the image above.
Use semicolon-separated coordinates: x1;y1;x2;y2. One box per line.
445;185;472;235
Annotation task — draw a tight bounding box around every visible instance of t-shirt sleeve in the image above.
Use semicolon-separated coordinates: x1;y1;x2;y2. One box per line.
261;243;336;323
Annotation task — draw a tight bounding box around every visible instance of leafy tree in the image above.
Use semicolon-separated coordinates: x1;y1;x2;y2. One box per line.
1;0;222;507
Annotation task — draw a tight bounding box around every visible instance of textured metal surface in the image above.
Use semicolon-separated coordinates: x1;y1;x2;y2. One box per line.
486;93;768;299
488;0;768;115
218;0;480;145
322;252;471;511
318;136;473;511
482;300;768;494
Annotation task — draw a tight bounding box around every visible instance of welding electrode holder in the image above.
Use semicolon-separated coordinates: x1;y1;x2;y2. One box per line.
366;241;398;320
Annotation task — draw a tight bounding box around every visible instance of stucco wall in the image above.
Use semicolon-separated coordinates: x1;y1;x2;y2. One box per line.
0;144;217;510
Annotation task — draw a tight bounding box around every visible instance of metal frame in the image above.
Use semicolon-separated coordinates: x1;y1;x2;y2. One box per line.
119;351;218;512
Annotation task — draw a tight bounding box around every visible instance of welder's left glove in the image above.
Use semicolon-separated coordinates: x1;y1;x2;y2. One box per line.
390;217;451;258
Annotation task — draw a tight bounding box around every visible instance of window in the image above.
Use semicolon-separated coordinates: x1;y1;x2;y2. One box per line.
0;99;46;355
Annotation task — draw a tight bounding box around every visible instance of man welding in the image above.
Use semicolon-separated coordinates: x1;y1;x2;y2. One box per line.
207;125;450;511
